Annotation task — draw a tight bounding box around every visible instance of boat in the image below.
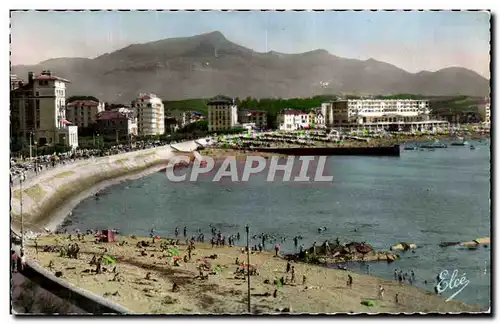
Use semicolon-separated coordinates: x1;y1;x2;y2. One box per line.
470;145;476;150
451;140;469;146
420;143;447;149
404;145;418;151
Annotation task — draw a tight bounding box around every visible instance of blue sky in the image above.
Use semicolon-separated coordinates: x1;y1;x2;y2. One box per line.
11;10;490;77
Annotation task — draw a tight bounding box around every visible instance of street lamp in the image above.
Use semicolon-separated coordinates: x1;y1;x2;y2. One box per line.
20;171;25;250
34;140;38;174
245;224;251;313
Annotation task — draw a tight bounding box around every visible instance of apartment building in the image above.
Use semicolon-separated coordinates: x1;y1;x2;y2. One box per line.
238;110;268;130
277;109;310;131
10;71;78;148
66;100;105;128
132;93;165;136
207;96;238;132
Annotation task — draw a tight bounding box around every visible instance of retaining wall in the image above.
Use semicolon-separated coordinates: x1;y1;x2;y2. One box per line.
10;145;176;232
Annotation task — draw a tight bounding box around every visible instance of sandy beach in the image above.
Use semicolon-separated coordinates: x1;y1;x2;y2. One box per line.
24;234;484;314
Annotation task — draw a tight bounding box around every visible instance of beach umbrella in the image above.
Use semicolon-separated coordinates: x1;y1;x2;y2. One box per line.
103;255;116;264
168;248;180;256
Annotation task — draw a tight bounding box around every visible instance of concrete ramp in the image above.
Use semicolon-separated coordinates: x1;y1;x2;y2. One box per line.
194;137;211;148
170;140;200;153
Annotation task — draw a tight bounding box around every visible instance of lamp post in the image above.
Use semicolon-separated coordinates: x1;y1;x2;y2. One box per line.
20;171;25;250
28;132;33;160
246;224;251;313
34;140;38;174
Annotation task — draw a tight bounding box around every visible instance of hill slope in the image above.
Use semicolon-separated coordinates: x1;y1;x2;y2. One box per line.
11;31;490;102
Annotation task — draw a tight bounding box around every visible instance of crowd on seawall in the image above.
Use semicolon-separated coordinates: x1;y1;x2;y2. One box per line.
9;139;177;184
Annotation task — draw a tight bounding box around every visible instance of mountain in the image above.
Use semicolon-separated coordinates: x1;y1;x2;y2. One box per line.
11;31;490;102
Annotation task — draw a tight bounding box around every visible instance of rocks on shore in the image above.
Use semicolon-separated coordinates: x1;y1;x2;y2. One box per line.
390;242;417;251
289;241;400;264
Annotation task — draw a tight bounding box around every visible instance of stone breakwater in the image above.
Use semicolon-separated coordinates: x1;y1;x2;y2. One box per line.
10;144;198;233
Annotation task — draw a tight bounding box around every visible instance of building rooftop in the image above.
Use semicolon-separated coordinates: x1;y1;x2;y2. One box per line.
34;74;70;83
280;109;308;115
96;111;129;121
67;100;100;107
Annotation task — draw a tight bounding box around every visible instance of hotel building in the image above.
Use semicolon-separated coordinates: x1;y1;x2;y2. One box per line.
10;71;78;148
207;96;238;132
323;99;448;131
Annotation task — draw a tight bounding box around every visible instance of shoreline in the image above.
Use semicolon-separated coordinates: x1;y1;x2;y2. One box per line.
10;145;191;234
23;234;484;314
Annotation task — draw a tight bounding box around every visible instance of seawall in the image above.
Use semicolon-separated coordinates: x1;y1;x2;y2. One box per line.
10;143;199;233
252;145;401;157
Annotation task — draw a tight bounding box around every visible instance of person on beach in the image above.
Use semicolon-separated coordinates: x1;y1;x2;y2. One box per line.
395;293;399;305
291;266;295;283
237;232;240;242
302;275;307;285
293;236;298;247
378;285;385;300
347;274;353;288
286;262;291;273
11;250;18;273
183;226;187;238
258;243;263;252
312;242;317;255
411;269;415;281
20;250;26;272
394;269;398;280
175;227;179;238
275;243;280;256
150;227;155;238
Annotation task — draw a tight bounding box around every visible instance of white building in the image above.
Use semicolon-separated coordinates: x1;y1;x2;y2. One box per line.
132;93;165;136
325;99;447;131
315;111;325;127
66;100;105;128
10;70;78;149
478;100;491;126
207;96;238;132
277;109;310;131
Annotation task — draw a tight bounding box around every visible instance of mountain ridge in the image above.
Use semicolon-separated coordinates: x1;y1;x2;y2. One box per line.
11;31;490;102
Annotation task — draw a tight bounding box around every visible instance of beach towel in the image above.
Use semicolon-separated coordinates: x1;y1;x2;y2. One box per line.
361;300;376;307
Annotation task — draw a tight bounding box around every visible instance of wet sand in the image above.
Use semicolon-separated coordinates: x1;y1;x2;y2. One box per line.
24;234;484;314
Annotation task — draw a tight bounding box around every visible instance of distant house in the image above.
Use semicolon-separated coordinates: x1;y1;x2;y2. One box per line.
238;110;267;130
277;109;309;131
66;100;105;129
96;109;137;139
